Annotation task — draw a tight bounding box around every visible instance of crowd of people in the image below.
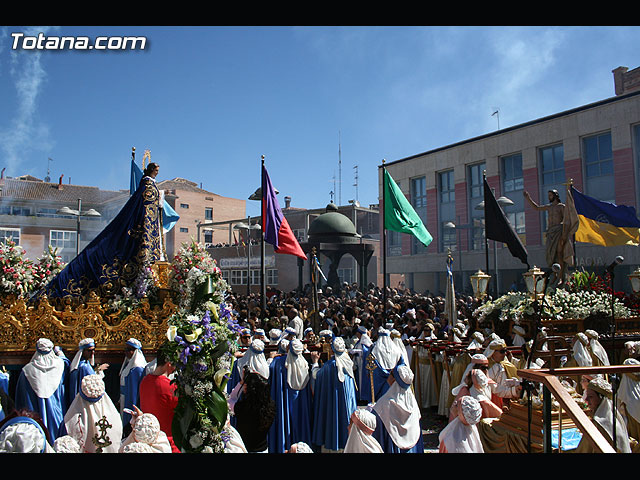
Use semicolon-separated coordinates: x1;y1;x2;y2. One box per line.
1;281;639;453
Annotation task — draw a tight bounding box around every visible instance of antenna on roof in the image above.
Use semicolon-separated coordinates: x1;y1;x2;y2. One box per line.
491;108;500;130
353;164;359;203
45;157;53;182
338;131;342;206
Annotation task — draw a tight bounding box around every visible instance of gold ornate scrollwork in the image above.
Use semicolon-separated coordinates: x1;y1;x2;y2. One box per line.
0;292;176;354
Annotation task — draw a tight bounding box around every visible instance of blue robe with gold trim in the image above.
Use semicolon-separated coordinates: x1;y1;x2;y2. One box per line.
39;176;163;299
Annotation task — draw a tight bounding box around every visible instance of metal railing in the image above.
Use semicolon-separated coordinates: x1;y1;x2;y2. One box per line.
518;364;640;453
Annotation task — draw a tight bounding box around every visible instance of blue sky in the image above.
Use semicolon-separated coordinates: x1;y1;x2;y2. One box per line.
1;26;639;217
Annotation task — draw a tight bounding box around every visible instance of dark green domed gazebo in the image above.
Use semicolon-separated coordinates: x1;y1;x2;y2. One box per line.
299;203;375;293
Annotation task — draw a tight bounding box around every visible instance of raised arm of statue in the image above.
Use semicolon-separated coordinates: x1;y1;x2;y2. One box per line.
523;191;549;211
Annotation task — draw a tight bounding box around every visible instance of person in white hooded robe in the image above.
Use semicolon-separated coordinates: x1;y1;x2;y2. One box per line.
616;357;640;445
349;325;373;400
361;327;404;405
0;413;55;453
119;410;172;453
63;373;122;453
119;338;147;430
575;376;631;453
14;338;67;440
268;338;313;453
438;395;484;453
343;407;383;453
67;338;108;407
371;364;424;453
585;329;610;366
228;339;270;417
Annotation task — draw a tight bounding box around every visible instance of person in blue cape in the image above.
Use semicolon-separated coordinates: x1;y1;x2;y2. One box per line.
118;338;147;431
349;325;373;403
371;364;424;453
268;338;313;453
37;162;164;300
0;367;10;396
14;338;67;441
360;327;405;405
67;338;109;407
311;336;357;452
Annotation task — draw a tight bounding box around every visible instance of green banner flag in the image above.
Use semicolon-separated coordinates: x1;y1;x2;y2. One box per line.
383;169;433;247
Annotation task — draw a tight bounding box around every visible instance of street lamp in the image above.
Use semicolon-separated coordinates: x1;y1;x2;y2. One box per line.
56;199;101;256
523;266;546;300
234;219;261;295
628;267;640;295
470;269;491;300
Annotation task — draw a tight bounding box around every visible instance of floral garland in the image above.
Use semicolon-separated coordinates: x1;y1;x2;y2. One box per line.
163;240;242;453
474;280;633;327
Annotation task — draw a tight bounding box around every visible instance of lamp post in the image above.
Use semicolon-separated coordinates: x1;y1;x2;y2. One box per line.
56;199;101;257
234;218;261;296
444;216;474;293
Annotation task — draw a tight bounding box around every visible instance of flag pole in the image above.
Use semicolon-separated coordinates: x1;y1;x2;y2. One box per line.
382;159;387;321
483;170;489;275
261;155;266;313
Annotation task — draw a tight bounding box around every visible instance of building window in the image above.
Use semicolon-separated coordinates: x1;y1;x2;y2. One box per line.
180;227;189;233
439;170;455;204
411;177;427;207
230;270;247;285
50;230;77;250
267;269;278;285
338;268;353;284
583;132;614;203
180;203;189;209
0;206;30;216
502;153;523;193
439;170;455;252
293;229;306;243
250;269;260;285
584;132;613;178
203;230;213;244
205;207;213;221
540;144;565;187
468;162;485;250
0;228;20;245
411;176;427;254
539;143;565;233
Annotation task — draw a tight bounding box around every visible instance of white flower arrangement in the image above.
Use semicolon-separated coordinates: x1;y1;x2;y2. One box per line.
474;287;632;326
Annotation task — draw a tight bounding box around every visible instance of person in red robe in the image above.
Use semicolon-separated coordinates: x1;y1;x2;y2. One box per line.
139;344;180;453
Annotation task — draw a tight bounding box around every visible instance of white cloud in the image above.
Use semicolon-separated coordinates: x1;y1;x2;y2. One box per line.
0;26;58;176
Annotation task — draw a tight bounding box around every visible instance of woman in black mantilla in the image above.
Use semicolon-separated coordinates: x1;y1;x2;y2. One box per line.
37;162;164;300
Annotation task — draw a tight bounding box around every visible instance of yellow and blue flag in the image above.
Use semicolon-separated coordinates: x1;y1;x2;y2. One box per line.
570;186;640;246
